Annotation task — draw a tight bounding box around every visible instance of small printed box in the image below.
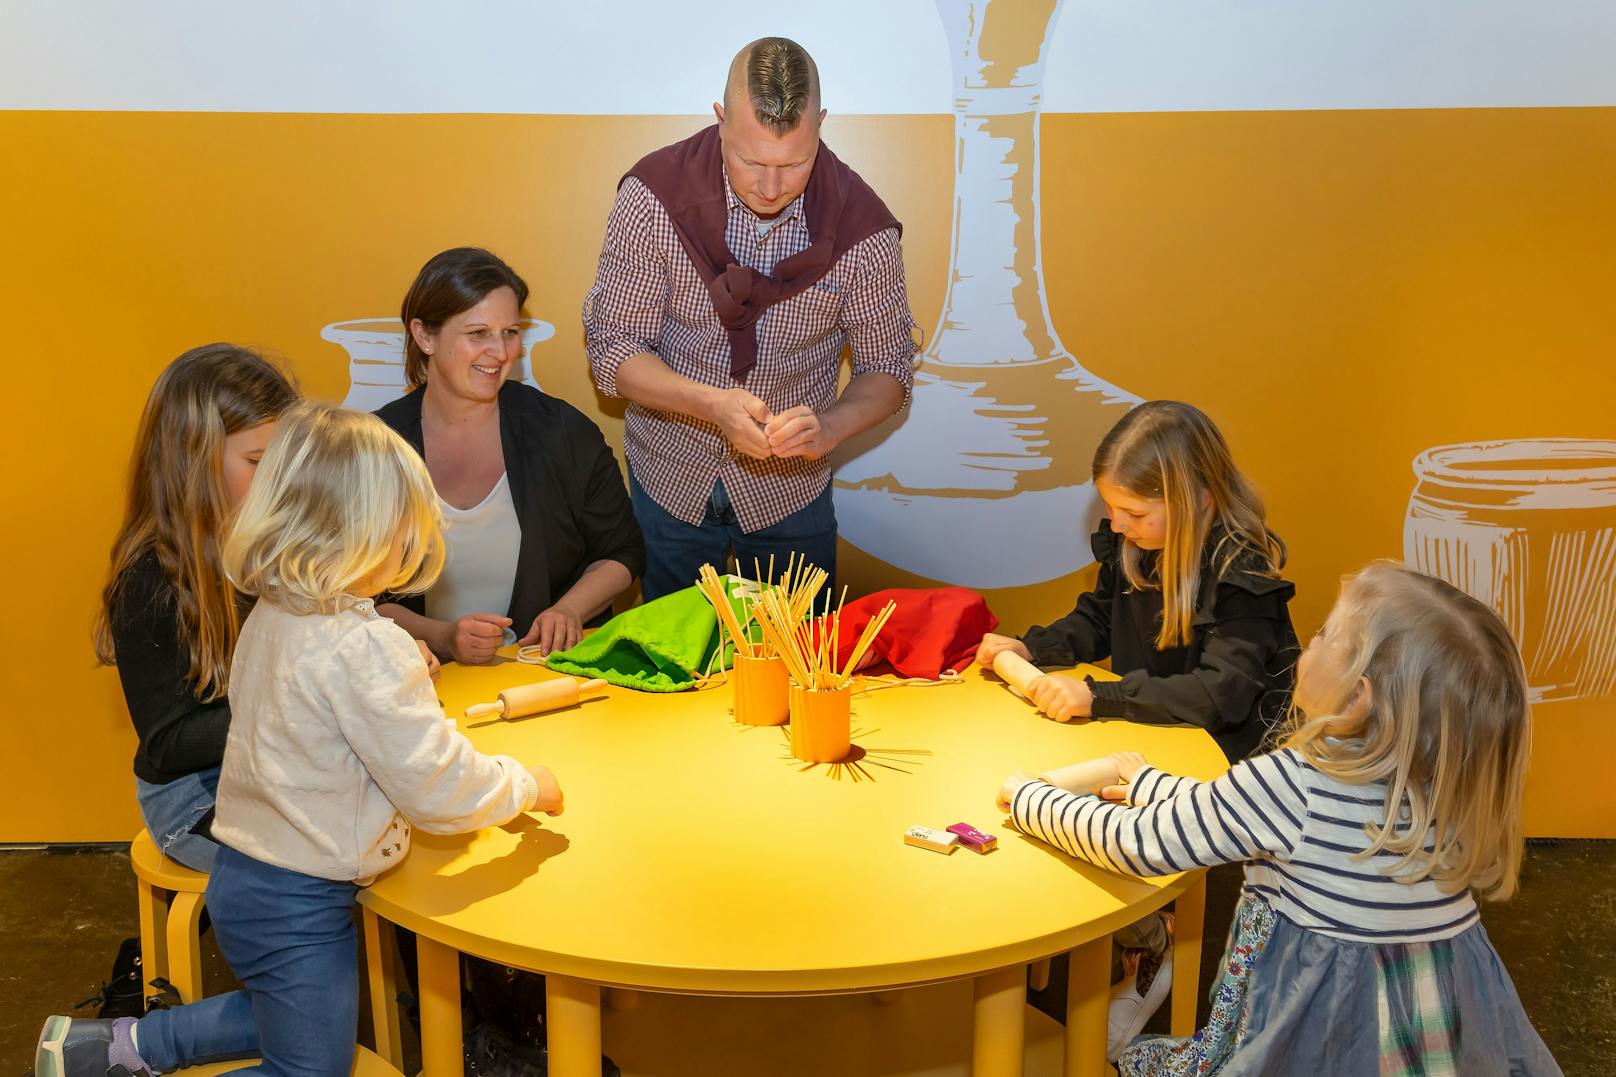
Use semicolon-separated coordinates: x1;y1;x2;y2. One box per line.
946;822;998;854
904;825;959;854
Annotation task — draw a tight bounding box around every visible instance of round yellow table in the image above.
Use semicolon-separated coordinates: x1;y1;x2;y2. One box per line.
358;654;1227;1077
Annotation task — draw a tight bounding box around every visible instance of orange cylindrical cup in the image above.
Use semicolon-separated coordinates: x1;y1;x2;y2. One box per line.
788;681;852;763
732;654;790;726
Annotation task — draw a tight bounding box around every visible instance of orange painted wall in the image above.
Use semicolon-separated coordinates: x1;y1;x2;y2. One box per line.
1;107;1610;841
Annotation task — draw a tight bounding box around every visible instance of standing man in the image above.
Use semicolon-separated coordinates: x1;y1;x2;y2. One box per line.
584;37;917;599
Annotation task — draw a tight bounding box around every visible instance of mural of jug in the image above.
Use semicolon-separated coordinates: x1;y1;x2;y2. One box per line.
321;317;556;412
1405;438;1616;703
833;0;1140;590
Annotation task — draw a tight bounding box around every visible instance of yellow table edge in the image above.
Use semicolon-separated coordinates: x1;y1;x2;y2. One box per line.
358;868;1202;995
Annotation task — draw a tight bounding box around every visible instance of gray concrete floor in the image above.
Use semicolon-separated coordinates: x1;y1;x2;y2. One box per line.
3;841;1610;1075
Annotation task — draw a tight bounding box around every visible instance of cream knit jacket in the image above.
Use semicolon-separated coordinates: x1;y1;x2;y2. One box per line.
214;598;536;884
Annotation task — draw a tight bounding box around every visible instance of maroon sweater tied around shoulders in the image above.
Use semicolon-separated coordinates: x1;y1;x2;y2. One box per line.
624;124;900;380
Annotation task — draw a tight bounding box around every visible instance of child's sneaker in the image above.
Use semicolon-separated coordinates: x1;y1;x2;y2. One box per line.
1107;946;1173;1061
34;1014;150;1077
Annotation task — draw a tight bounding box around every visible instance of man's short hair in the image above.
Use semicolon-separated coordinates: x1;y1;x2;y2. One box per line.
741;38;819;133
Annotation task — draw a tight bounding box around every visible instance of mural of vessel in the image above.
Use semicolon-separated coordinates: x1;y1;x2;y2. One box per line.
833;0;1140;589
1405;438;1616;703
322;317;555;412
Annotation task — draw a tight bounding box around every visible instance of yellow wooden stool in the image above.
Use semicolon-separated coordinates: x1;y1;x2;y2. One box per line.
183;1046;404;1075
129;829;210;1007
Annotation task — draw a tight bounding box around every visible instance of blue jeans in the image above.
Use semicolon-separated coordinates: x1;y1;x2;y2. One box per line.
136;845;360;1076
135;767;220;873
630;471;838;601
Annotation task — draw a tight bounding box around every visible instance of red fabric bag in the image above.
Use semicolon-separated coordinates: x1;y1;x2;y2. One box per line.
830;587;998;680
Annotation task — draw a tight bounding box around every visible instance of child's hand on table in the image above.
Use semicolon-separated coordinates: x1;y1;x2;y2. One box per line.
1097;752;1148;801
975;633;1031;667
414;639;441;681
1041;752;1149;799
527;765;565;816
1027;674;1093;722
999;752;1152;810
996;771;1037;812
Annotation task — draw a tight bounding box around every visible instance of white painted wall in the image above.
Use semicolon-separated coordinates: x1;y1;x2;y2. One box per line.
4;0;1614;114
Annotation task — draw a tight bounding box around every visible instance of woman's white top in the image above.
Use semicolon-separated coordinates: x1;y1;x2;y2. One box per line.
424;471;522;639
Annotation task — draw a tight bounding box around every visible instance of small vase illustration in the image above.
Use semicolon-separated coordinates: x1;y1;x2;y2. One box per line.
322;317;555;412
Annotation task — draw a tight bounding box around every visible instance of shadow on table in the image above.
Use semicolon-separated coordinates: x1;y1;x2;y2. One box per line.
409;815;572;916
772;726;935;782
1001;826;1170;906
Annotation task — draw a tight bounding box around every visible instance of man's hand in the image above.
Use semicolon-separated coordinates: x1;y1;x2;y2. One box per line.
1027;674;1094;723
709;387;774;459
764;406;839;459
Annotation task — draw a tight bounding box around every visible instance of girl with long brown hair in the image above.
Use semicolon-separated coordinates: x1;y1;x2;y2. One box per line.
95;344;297;872
977;400;1298;761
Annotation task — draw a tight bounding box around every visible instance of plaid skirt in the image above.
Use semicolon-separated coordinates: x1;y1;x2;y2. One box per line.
1118;893;1562;1076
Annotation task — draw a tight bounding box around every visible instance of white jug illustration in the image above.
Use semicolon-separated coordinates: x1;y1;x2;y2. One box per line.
1405;438;1616;702
833;0;1140;589
322;317;555;412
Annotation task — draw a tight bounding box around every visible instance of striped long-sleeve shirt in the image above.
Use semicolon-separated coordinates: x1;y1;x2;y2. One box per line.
1009;749;1480;944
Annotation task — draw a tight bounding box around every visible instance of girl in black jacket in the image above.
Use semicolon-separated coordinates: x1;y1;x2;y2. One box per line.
95;345;298;872
977;400;1299;763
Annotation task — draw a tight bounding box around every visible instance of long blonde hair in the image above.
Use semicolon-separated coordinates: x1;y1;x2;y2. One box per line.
94;345;298;700
223;403;445;614
1284;562;1530;900
1093;401;1284;649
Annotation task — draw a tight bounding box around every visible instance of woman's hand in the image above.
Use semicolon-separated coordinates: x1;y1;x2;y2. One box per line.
449;612;512;665
518;605;583;657
1099;752;1149;801
996;770;1037;812
1027;674;1093;723
975;633;1031;668
414;639;441;681
526;765;564;816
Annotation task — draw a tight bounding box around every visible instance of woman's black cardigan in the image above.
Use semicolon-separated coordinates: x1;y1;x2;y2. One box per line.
375;381;645;632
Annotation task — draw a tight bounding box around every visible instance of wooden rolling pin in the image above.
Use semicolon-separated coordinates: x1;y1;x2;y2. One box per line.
1040;757;1126;797
992;650;1045;697
465;677;607;720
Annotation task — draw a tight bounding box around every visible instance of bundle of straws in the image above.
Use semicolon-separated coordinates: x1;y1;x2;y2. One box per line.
750;563;897;692
695;555;828;661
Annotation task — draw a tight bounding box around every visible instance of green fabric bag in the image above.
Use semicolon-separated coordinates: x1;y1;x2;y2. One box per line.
544;579;757;693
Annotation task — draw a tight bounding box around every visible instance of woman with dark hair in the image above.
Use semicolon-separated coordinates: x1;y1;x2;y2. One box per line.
377;247;644;663
377;248;632;1075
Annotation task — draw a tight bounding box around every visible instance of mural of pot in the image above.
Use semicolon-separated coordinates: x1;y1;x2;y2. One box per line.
832;0;1140;589
1405;438;1616;703
321;317;555;412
